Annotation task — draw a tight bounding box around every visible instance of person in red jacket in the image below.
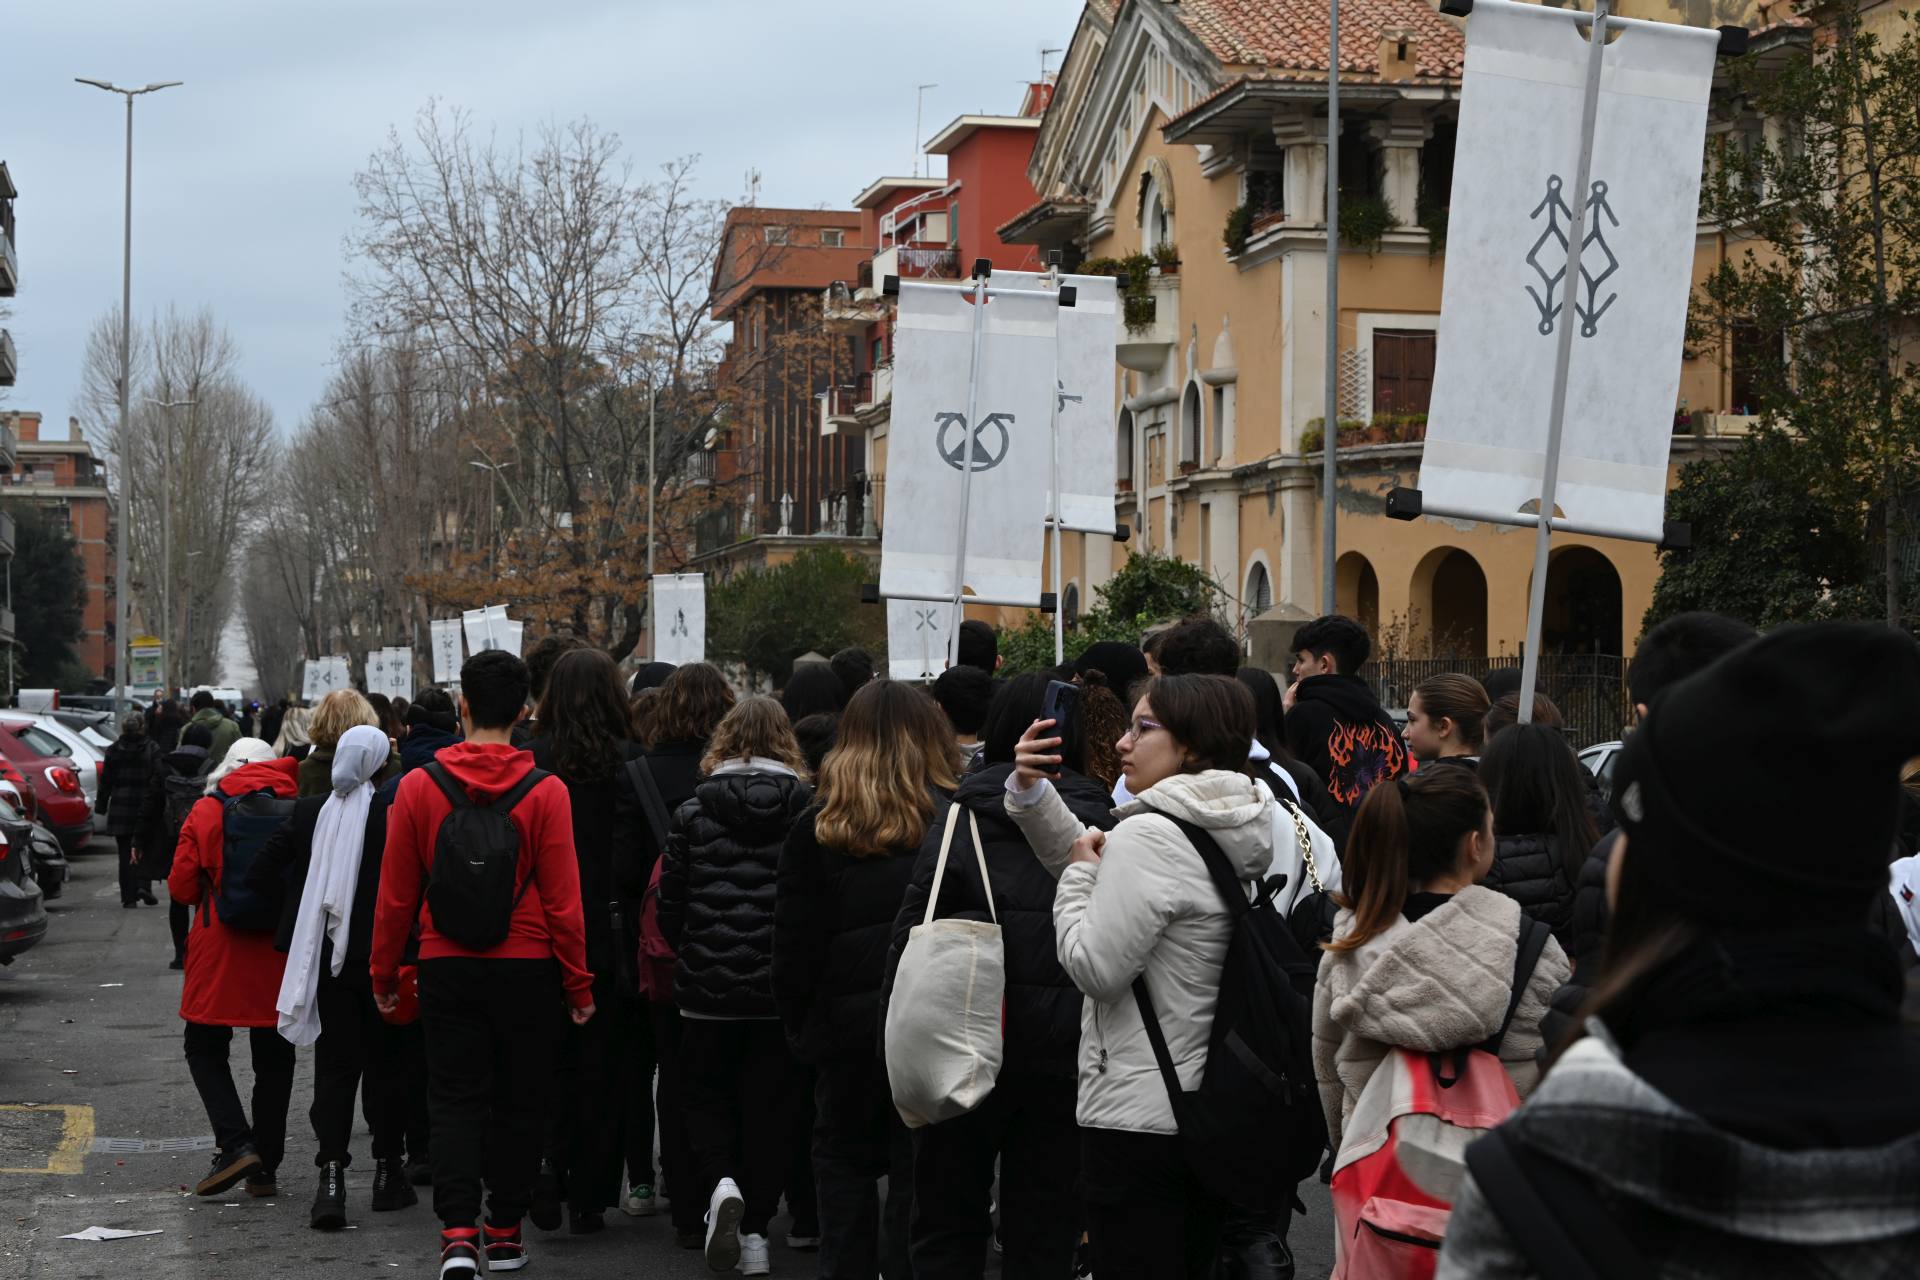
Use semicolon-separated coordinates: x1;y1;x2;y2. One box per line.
168;739;300;1198
371;649;595;1280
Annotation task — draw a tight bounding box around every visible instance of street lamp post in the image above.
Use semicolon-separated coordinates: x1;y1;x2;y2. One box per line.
145;395;193;692
78;76;182;709
468;458;515;568
647;385;658;662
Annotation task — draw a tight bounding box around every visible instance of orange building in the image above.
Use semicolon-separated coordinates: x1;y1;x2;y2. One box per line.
0;412;117;679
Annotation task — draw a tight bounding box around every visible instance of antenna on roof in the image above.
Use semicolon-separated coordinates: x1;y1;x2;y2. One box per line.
1041;46;1063;80
744;168;762;207
914;84;938;177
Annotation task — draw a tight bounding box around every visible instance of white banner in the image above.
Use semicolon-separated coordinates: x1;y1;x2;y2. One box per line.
888;599;953;682
430;619;464;684
366;646;414;702
881;280;1060;604
652;574;706;666
1419;0;1718;540
497;620;523;659
300;655;350;704
992;270;1119;535
461;605;513;655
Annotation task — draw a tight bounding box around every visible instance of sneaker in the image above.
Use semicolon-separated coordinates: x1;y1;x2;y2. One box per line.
528;1163;563;1232
622;1183;658;1217
785;1223;821;1250
168;953;185;971
194;1143;262;1197
482;1220;528;1272
703;1177;744;1271
739;1232;771;1276
309;1161;347;1230
406;1157;434;1187
440;1227;482;1279
246;1168;279;1198
371;1156;419;1212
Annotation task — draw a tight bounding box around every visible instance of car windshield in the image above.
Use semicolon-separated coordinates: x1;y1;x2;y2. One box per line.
16;726;71;759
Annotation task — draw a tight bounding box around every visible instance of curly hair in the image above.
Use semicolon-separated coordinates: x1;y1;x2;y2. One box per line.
699;696;808;777
650;662;737;747
536;649;632;782
310;689;378;751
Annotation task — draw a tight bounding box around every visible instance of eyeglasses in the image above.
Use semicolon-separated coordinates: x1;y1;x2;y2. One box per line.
1121;716;1165;743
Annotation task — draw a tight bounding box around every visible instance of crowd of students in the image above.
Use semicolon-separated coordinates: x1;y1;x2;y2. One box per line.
115;609;1920;1278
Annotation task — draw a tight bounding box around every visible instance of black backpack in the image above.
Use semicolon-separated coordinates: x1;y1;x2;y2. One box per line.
423;762;549;951
1132;815;1329;1213
212;790;298;931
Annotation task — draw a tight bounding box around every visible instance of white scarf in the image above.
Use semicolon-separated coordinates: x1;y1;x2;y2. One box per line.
276;725;387;1046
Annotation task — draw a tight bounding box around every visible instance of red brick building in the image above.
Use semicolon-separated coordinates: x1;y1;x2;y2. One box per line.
0;412;117;679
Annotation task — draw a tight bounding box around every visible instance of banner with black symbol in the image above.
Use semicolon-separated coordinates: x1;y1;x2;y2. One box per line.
881;281;1061;604
1419;0;1718;540
430;619;464;685
887;598;952;682
652;573;706;666
300;655;351;704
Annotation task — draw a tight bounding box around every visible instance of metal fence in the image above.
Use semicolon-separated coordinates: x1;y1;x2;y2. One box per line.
1365;654;1631;750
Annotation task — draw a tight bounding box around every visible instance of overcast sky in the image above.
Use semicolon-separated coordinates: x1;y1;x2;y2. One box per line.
4;0;1084;445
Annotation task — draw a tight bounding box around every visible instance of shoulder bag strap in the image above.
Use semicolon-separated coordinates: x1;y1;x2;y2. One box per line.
1130;976;1189;1122
1464;1127;1646;1280
1279;798;1322;892
1485;917;1554;1056
965;811;996;925
921;802;965;926
624;756;674;845
423;762;469;810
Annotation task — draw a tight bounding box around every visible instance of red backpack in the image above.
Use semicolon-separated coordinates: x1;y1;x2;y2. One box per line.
1328;917;1551;1279
635;857;676;1003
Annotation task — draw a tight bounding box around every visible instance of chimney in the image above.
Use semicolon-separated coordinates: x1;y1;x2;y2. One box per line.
14;410;40;442
1379;29;1418;83
69;415;82;442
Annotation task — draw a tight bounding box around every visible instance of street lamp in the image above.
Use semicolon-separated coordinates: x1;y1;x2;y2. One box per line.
468;458;515;566
78;76;183;709
145;394;194;692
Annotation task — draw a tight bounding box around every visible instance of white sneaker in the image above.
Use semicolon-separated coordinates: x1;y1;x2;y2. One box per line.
704;1177;744;1272
738;1232;770;1276
623;1183;658;1217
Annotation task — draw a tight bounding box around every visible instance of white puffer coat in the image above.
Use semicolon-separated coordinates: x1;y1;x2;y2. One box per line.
1007;769;1275;1135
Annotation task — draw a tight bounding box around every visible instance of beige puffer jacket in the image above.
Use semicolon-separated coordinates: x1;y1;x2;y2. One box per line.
1312;885;1570;1153
1007;769;1275;1135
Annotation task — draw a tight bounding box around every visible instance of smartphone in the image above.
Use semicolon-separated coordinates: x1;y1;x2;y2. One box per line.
1041;680;1081;764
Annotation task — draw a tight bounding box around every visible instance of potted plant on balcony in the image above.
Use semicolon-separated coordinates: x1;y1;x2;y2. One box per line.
1116;476;1135;494
1224;204;1254;258
1338;191;1396;256
1365;414;1392;446
1178;459;1199;475
1152;241;1181;275
1299;424;1325;455
1078;254;1159;334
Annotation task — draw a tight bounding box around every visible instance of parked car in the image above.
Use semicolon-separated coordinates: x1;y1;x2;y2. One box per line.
0;804;47;965
12;714;107;828
0;782;63;900
1578;740;1625;806
0;719;94;852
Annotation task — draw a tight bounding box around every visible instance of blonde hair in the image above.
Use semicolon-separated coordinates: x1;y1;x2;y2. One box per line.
815;681;956;857
699;696;808;777
273;706;313;754
310;689;378;751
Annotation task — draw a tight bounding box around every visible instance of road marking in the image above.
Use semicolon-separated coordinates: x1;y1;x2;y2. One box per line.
90;1135;216;1154
0;1103;94;1174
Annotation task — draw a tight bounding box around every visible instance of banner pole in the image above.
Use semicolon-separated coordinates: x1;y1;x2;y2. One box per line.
945;262;994;669
1518;0;1612;725
1045;260;1067;667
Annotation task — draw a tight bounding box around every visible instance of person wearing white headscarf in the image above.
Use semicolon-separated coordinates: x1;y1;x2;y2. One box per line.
246;723;415;1228
206;736;277;793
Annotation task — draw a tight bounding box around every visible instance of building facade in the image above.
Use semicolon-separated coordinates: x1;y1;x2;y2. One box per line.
1;413;117;678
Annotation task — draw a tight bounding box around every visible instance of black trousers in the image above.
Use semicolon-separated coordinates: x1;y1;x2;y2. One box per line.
420;958;565;1229
788;1063;819;1231
310;974;406;1167
183;1021;296;1174
624;994;658;1192
115;834;142;904
397;1020;430;1163
1080;1127;1223;1280
548;975;643;1214
679;1017;797;1237
169;902;191;958
813;1056;912;1280
651;1002;699;1233
909;1074;1080;1280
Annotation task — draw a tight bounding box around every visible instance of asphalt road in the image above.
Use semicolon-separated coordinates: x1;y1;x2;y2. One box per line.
0;839;1337;1279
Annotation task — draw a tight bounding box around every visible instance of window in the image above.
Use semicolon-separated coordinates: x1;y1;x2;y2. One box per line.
1246;562;1273;614
1210;385;1227;463
1373;329;1436;416
1180;382;1203;465
18;726;68;758
820;228;845;247
1063;582;1081;629
1116;411;1135;483
1730;324;1782;416
763;225;789;245
1246;168;1284;218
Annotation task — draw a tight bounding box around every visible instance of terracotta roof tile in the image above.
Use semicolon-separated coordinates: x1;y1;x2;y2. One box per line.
1176;0;1465;79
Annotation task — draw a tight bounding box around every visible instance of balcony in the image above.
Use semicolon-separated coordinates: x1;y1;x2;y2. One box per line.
820;383;862;437
0;510;13;559
823;279;885;336
0;329;14;387
858;363;893;412
0;416;14;473
872;243;961;288
1116;273;1182;373
0;227;15;298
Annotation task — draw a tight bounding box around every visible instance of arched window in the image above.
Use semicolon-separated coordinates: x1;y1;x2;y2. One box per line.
1180;382;1203;466
1246;561;1273;615
1116;409;1135;484
1141;175;1173;252
1063;582;1081;629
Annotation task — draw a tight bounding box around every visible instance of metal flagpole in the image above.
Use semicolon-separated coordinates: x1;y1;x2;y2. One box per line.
1045;260;1067;667
1518;0;1613;724
946;260;994;669
1321;0;1342;614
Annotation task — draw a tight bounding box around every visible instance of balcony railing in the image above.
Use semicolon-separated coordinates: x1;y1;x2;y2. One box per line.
821;384;862;437
898;245;959;279
0;417;14;473
0;227;15;297
0;510;13;559
0;329;14;388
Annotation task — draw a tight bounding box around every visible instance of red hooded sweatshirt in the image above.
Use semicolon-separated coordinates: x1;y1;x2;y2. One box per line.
370;741;593;1009
169;756;300;1028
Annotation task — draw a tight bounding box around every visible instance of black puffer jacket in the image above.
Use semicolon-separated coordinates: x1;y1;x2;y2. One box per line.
882;763;1117;1082
659;765;811;1018
1539;831;1617;1054
774;804;933;1063
1481;832;1580;946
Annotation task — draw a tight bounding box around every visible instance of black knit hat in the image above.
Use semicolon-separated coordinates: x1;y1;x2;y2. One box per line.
1610;622;1920;925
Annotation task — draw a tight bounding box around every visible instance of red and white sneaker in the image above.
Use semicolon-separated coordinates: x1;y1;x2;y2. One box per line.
439;1227;482;1279
483;1220;529;1272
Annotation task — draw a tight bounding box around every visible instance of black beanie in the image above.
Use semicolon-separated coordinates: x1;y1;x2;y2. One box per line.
1610;622;1920;925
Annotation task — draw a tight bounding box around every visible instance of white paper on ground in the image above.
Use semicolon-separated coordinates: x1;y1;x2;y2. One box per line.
60;1227;164;1242
1419;0;1719;540
651;574;706;666
881;280;1060;605
887;598;953;682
